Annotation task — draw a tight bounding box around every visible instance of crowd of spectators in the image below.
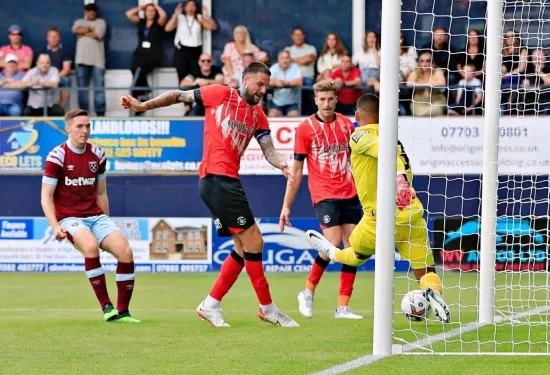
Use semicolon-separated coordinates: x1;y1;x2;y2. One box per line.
0;0;549;118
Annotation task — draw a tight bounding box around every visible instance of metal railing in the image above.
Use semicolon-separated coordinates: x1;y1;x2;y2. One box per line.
1;83;549;117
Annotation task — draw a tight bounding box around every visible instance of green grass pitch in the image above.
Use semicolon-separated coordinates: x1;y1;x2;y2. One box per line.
1;272;549;375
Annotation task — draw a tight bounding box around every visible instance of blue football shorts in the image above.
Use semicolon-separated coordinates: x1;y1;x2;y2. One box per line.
60;214;120;245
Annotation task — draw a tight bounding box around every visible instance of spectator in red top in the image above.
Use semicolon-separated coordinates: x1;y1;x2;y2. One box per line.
0;25;34;72
329;55;363;115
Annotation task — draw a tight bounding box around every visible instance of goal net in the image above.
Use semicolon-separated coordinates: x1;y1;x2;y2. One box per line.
391;0;550;355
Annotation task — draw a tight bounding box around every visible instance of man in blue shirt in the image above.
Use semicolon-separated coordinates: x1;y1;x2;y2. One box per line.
0;54;24;116
268;50;303;117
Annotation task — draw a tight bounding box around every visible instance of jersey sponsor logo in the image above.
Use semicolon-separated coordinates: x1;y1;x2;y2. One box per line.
351;131;367;143
64;176;96;186
89;161;98;173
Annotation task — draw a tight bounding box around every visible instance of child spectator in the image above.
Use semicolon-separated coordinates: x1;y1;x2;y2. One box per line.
452;64;483;115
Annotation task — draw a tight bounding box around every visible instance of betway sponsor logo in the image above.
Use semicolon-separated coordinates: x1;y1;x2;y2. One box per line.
65;176;96;186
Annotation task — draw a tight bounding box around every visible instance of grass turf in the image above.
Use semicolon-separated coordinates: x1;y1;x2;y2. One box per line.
1;272;548;375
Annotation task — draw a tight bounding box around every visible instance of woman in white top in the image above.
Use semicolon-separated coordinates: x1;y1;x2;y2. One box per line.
221;25;268;82
352;30;381;83
316;32;348;81
399;31;417;82
165;0;217;82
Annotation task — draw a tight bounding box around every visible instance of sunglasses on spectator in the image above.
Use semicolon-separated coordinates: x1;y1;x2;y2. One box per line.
200;59;211;63
10;32;21;36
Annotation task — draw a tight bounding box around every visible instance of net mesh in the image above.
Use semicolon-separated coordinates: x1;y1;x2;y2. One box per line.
393;0;550;354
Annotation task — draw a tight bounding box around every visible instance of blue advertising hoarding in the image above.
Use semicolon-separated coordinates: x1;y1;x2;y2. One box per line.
211;217;411;273
0;118;204;173
0;216;412;273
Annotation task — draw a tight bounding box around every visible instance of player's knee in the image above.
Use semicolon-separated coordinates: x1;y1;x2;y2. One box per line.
117;243;134;263
79;242;100;258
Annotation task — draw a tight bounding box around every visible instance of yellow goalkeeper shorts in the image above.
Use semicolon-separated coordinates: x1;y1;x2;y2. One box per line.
348;216;435;269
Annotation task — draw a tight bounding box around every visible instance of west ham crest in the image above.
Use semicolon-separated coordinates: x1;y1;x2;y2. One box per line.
89;161;98;173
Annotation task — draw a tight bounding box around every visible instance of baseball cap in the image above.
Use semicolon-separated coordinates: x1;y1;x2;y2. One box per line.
4;54;18;63
84;3;98;11
8;24;22;34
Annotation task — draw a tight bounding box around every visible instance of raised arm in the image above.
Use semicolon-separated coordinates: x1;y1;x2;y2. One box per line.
125;6;141;23
120;90;195;112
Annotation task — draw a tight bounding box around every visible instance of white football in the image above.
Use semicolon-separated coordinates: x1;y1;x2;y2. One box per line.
401;289;432;321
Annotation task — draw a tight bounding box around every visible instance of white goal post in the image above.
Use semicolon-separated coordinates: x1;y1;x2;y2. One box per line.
374;0;550;357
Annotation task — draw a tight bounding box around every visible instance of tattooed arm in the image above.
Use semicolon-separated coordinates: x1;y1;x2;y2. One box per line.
258;133;294;184
120;90;195;112
258;133;285;169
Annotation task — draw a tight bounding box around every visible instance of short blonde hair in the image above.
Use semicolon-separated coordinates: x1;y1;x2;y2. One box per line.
313;80;339;96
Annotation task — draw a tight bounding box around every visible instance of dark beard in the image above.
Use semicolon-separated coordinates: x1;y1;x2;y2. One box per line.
239;86;258;105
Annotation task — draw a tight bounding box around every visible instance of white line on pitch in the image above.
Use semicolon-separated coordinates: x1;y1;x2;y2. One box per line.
308;305;550;375
0;307;374;314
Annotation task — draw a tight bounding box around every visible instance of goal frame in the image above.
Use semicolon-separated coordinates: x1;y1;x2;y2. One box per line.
371;0;532;357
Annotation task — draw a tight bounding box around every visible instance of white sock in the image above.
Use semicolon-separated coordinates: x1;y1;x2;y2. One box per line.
260;302;277;315
204;295;220;309
303;288;314;296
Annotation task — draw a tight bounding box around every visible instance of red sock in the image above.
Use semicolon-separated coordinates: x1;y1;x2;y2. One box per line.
339;264;357;306
243;252;272;305
209;251;244;301
306;255;330;291
116;262;135;313
84;257;111;308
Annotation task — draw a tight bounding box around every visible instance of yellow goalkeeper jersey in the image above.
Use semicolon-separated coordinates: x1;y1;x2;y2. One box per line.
349;124;424;224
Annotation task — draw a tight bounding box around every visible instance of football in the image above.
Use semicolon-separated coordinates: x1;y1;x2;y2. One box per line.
401;289;432;321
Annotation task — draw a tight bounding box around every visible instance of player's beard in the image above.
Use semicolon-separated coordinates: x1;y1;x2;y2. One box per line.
240;83;260;105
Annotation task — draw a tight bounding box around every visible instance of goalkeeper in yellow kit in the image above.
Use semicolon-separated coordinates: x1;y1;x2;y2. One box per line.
306;94;450;323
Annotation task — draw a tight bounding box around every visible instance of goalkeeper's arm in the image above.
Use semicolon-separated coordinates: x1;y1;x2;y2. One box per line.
350;131;414;209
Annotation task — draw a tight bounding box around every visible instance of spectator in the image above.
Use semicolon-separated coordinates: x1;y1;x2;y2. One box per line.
72;3;107;116
180;53;223;115
285;27;317;86
165;0;217;83
228;52;254;88
399;31;417;82
456;29;485;81
40;28;72;110
501;30;528;76
0;25;33;72
522;49;550;115
221;25;268;84
353;30;381;83
524;49;550;88
329;54;362;115
20;54;64;116
268;50;302;117
316;32;348;82
0;54;25;116
451;64;483;115
126;3;167;100
419;26;458;85
407;51;447;117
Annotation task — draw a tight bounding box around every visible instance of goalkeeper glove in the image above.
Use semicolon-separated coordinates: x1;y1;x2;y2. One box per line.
395;174;416;210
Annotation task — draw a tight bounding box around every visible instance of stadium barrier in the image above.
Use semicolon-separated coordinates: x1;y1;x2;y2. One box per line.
1;117;549;273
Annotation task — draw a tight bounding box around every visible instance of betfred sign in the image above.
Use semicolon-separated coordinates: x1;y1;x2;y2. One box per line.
431;216;550;272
